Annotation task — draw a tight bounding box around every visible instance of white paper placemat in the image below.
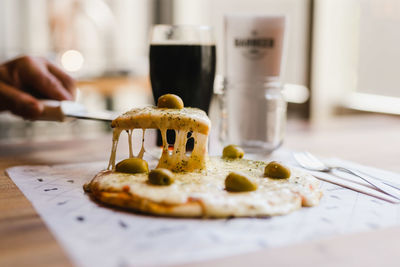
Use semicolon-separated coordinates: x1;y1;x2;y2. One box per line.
6;151;400;267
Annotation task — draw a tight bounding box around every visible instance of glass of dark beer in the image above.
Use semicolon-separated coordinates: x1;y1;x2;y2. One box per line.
149;25;216;149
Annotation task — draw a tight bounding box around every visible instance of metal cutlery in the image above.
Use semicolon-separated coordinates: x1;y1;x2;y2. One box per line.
38;100;118;122
293;151;400;200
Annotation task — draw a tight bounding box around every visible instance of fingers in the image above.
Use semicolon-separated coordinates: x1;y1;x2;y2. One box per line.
46;60;76;97
16;56;74;101
0;81;44;120
0;55;76;119
36;68;74;101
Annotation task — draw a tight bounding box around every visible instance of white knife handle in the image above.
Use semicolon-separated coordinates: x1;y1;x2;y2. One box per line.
37;100;66;121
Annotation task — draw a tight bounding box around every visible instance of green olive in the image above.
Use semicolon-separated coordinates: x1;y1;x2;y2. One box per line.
83;183;91;192
225;172;257;192
115;158;149;174
148;168;175;185
264;161;291;179
222;145;244;159
157;94;184;109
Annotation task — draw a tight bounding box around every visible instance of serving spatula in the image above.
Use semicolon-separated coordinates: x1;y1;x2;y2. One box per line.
38;100;118;122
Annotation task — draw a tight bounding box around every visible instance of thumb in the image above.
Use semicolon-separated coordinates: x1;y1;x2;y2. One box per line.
0;81;44;120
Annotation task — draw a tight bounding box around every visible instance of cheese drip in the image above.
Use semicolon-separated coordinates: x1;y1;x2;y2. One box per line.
107;128;122;170
137;129;146;159
127;129;133;158
107;107;210;172
107;129;147;170
157;129;208;172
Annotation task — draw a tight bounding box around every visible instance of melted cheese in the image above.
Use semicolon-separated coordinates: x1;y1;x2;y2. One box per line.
111;106;210;134
97;105;322;217
96;157;322;217
107;106;211;172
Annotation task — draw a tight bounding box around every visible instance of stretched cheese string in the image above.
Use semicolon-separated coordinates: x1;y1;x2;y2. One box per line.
173;130;188;159
107;128;122;170
108;127;208;172
127;129;133;158
155;128;208;172
137;129;146;159
190;132;208;170
160;127;168;156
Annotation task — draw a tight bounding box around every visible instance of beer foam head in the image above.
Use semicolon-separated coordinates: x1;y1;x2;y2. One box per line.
150;25;215;46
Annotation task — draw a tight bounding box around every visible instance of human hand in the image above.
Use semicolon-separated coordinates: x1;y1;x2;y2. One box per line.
0;56;75;119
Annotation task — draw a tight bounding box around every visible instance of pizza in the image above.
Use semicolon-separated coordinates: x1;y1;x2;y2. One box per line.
85;94;322;218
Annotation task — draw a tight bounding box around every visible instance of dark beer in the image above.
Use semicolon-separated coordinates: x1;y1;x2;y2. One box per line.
150;44;216;148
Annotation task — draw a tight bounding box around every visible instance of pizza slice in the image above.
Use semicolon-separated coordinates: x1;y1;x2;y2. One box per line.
108;99;211;172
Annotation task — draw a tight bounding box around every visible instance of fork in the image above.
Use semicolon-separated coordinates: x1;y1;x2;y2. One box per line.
293;151;400;200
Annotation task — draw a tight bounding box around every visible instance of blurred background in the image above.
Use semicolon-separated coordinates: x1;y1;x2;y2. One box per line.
1;0;400;142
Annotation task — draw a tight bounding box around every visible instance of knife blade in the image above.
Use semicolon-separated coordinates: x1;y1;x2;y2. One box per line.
38;100;119;122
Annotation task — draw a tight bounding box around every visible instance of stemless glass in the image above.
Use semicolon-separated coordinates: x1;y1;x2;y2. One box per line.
149;25;216;148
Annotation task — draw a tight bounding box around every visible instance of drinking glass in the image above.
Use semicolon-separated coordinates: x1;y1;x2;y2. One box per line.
149;25;216;148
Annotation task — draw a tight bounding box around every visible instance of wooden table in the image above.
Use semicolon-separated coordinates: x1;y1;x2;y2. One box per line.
1;114;400;267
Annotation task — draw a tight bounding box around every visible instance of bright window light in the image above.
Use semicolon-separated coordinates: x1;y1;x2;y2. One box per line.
61;50;84;72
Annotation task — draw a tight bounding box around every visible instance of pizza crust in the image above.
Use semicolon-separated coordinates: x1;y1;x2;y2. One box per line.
93;191;204;218
88;171;203;217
